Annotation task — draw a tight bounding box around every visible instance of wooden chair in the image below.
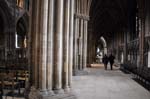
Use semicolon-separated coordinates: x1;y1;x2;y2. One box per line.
0;72;20;99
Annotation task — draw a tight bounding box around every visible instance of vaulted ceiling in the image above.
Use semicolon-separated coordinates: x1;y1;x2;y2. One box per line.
89;0;136;40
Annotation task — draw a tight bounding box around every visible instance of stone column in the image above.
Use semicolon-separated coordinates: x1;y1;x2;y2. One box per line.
136;0;145;67
26;0;32;90
139;11;145;66
68;0;75;87
29;0;49;97
83;19;88;70
73;16;79;74
73;0;79;75
39;0;49;93
123;31;127;63
73;14;89;75
115;33;119;61
87;30;93;66
31;0;40;88
47;0;54;94
53;0;64;94
63;0;70;92
29;0;76;98
79;19;84;70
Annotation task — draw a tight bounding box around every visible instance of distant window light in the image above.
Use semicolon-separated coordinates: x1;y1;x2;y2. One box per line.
97;48;100;53
16;0;24;8
24;36;27;48
15;34;20;48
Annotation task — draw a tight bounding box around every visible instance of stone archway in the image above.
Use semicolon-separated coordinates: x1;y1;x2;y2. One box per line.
100;36;107;55
95;36;108;63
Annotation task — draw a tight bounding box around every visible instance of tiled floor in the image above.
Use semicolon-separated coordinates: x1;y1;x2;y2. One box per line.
72;65;150;99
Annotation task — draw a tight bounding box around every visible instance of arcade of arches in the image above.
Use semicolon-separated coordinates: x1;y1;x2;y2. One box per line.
0;0;150;99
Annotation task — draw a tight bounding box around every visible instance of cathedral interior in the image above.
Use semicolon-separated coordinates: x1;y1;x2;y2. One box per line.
0;0;150;99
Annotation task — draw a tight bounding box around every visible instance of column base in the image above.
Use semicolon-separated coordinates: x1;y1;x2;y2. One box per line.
73;69;88;76
47;89;55;95
29;86;76;99
54;88;64;94
64;86;71;93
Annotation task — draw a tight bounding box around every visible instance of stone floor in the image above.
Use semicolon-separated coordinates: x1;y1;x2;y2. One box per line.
2;64;150;99
72;65;150;99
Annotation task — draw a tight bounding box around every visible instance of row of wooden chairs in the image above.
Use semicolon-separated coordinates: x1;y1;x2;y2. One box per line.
0;70;29;98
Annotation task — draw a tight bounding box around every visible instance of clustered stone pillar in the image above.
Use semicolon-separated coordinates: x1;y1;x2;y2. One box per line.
47;0;54;94
73;15;79;74
79;18;84;70
63;0;70;92
68;0;75;87
73;0;80;75
83;19;88;70
87;26;96;66
39;0;48;93
133;0;145;67
53;0;64;94
73;13;89;75
29;0;76;99
139;9;145;66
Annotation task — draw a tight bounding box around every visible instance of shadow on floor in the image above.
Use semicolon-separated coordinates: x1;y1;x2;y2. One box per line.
132;78;150;92
120;69;150;92
120;69;131;74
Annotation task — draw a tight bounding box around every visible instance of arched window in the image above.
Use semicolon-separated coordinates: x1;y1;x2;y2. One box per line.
16;0;29;10
16;17;27;49
16;0;24;8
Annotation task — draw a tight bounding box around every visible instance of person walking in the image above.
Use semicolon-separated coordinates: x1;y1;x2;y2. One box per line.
109;54;115;70
102;54;109;70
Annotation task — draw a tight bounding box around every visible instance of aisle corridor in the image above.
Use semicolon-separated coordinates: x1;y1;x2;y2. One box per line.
73;66;150;99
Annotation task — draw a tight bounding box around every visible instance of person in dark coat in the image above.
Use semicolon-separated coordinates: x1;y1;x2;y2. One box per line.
102;54;109;70
109;54;115;70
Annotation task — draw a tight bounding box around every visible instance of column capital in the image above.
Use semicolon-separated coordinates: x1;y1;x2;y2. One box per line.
74;13;90;21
